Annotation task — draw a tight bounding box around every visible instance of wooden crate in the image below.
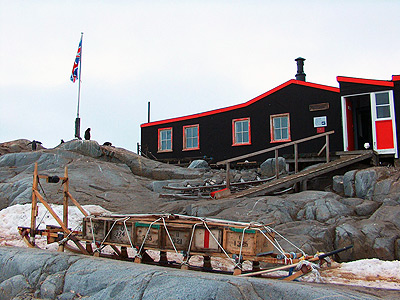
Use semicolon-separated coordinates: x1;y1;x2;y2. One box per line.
82;218;107;242
135;222;161;248
164;228;191;251
106;221;134;245
192;227;222;252
225;228;274;256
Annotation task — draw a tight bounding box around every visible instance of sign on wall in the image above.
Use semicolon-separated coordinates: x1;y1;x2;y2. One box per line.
314;116;327;127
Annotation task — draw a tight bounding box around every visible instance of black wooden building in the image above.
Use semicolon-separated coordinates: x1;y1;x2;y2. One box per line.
140;58;343;164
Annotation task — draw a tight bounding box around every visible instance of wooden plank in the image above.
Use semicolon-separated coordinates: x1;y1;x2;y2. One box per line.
67;192;88;217
233;152;373;198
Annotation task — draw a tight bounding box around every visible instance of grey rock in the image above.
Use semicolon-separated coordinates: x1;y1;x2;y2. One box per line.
0;247;380;300
355;169;377;199
334;222;364;261
297;196;353;223
339;197;364;207
343;170;356;197
369;205;400;229
0;274;30;300
58;140;103;158
373;237;397;260
355;200;380;216
188;159;210;170
373;179;392;201
259;157;286;177
396;239;400;260
40;272;65;299
332;175;344;194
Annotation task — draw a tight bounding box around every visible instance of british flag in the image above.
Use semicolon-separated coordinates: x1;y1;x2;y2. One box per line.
70;38;82;83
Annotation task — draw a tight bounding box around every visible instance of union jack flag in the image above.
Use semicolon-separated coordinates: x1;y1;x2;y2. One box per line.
70;37;82;83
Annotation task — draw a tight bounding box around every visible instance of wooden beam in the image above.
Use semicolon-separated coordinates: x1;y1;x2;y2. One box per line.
33;190;89;255
317;144;326;156
67;192;88;217
275;149;279;179
216;131;335;165
326;134;330;162
30;162;39;245
62;166;69;252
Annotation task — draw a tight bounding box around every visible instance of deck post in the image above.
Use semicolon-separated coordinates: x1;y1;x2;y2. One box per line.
275;149;279;179
294;143;299;173
326;134;330;162
226;163;231;189
30;162;39;246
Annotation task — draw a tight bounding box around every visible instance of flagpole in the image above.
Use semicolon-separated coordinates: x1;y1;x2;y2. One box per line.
74;32;83;139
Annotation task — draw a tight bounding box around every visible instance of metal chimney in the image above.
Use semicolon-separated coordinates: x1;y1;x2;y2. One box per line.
295;57;306;81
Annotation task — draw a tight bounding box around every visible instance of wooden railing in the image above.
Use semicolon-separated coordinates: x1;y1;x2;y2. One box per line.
216;131;335;189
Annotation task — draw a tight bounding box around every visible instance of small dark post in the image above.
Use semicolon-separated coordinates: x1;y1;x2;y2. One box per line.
75;117;81;139
148;101;151;123
226;163;231;189
275;149;279;179
295;57;306;81
326;134;330;162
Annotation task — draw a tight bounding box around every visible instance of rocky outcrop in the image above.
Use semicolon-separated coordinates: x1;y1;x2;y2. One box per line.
0;139;45;156
183;190;400;261
0;140;202;211
0;247;380;300
1;139;400;261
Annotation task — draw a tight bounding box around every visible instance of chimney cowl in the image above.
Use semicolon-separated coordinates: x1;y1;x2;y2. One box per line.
295;57;306;81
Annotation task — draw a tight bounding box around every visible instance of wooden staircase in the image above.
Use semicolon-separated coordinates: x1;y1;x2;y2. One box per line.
232;151;374;198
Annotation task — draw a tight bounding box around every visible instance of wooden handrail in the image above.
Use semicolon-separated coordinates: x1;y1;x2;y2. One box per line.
217;131;334;191
216;130;334;165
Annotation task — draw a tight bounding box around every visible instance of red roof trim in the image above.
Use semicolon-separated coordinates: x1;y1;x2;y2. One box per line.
141;79;339;128
392;75;400;81
337;76;394;87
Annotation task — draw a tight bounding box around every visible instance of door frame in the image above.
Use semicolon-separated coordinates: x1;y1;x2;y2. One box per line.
341;90;398;158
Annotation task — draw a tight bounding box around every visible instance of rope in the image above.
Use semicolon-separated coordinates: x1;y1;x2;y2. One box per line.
135;217;162;258
58;223;82;245
123;217;136;253
95;217;129;253
162;217;185;265
266;226;306;258
184;222;202;264
255;228;292;264
236;226;250;268
201;220;240;269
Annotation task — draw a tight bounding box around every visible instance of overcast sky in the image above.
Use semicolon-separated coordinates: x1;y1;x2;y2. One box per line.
1;1;399;152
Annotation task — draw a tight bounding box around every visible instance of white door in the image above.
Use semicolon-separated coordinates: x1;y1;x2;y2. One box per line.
370;90;398;158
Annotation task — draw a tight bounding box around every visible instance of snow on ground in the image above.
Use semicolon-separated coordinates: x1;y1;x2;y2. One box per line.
0;203;109;249
1;204;399;290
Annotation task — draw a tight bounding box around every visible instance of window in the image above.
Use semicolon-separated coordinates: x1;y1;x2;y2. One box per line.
270;113;291;142
158;127;172;152
232;118;251;145
183;125;199;150
375;92;391;119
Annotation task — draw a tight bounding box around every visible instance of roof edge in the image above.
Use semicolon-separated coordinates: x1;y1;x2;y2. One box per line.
337;76;394;87
141;79;339;128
